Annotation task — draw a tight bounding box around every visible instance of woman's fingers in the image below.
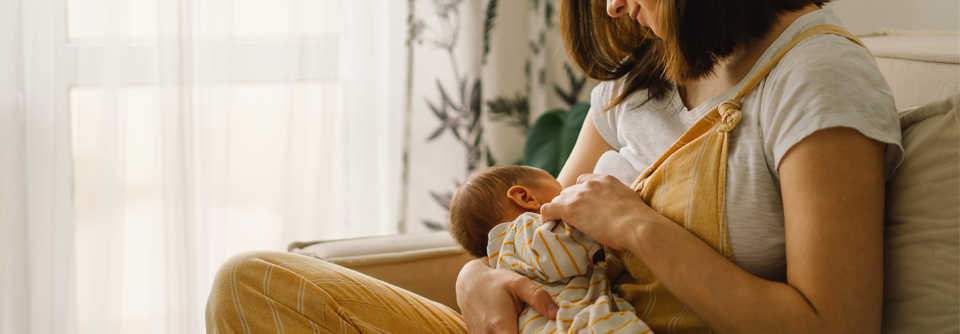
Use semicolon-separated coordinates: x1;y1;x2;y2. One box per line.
541;173;651;251
541;173;610;222
457;258;557;333
539;201;562;223
511;275;559;319
576;173;606;184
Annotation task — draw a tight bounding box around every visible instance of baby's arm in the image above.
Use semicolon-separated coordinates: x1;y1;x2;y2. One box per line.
489;213;602;282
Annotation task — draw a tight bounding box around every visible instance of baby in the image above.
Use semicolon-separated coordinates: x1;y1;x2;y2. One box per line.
449;165;652;334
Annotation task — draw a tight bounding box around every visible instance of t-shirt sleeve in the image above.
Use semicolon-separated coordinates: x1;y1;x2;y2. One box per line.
760;35;904;181
590;80;623;150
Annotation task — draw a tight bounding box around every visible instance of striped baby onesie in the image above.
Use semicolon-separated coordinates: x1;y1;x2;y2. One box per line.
487;212;653;334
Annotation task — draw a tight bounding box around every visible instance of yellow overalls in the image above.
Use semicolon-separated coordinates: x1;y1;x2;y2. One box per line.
603;24;869;333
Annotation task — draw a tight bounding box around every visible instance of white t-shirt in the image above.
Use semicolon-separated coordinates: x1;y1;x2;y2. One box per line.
590;9;904;282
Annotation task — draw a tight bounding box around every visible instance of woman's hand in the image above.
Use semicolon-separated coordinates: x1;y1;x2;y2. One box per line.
541;174;665;252
456;257;558;334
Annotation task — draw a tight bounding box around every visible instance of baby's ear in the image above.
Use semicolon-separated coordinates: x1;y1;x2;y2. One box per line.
507;185;541;210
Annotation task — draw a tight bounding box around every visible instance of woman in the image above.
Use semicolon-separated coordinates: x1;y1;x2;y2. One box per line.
456;0;901;333
206;0;902;333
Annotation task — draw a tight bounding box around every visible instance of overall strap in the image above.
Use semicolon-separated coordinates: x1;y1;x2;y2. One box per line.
717;24;869;132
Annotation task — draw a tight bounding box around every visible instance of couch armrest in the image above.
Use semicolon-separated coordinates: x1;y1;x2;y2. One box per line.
288;232;474;313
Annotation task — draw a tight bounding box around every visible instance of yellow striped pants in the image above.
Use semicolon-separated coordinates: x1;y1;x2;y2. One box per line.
205;251;467;333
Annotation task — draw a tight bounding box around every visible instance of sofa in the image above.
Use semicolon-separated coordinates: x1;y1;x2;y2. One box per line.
290;30;960;332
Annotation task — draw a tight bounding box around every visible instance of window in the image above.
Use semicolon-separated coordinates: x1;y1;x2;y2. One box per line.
65;0;404;332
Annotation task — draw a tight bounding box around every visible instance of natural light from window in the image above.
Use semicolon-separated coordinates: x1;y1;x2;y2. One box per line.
67;0;343;332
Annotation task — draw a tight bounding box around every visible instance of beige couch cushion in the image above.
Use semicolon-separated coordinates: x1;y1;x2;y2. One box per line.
289;232;472;312
882;94;960;334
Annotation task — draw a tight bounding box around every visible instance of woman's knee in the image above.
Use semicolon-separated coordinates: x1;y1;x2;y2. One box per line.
210;251;278;292
206;251;312;332
208;250;325;298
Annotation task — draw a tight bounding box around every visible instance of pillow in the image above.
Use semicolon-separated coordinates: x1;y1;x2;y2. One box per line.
882;94;960;334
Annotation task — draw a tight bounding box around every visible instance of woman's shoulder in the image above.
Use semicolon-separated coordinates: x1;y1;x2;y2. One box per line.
590;80;619;111
783;34;879;77
770;9;880;84
767;32;892;110
757;31;902;180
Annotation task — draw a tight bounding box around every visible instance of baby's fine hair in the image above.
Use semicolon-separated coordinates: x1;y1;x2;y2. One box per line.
449;165;544;258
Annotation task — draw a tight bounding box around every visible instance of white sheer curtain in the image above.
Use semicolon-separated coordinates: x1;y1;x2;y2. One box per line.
0;0;406;333
1;0;77;333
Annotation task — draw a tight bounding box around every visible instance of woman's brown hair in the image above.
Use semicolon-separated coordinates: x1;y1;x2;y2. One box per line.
560;0;830;110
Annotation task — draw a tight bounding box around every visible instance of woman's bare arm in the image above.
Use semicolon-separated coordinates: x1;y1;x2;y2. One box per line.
557;110;615;188
542;127;884;333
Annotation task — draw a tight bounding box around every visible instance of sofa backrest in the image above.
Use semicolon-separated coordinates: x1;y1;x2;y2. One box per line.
861;31;960;334
862;31;960;109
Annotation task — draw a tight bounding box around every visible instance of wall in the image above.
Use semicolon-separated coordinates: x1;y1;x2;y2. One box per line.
826;0;959;34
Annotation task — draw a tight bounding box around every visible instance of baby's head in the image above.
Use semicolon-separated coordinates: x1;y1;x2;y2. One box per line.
449;165;563;258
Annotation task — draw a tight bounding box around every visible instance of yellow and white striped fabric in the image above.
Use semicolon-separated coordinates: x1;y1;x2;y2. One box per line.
488;212;653;334
205;251;467;333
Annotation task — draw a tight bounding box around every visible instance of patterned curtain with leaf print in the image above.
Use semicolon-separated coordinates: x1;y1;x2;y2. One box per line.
402;0;593;232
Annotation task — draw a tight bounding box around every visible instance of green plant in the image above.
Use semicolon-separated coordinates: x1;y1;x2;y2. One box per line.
522;102;590;177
